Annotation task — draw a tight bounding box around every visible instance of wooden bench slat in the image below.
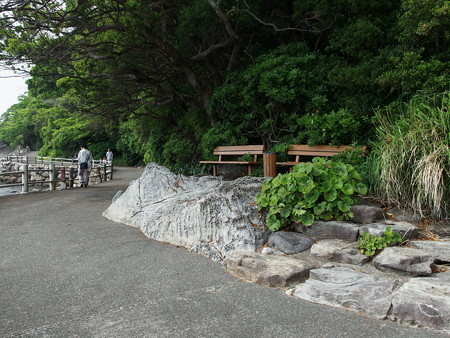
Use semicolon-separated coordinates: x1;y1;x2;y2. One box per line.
276;161;302;166
200;161;259;164
288;150;351;156
200;145;265;176
278;144;366;170
287;145;366;156
288;145;364;155
213;145;265;155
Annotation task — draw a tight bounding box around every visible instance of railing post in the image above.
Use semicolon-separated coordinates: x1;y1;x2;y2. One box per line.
69;167;74;188
49;163;56;190
263;152;277;178
22;164;29;193
97;166;102;183
61;166;66;182
103;164;107;181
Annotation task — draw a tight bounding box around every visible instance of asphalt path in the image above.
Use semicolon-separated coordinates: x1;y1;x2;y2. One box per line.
0;166;447;337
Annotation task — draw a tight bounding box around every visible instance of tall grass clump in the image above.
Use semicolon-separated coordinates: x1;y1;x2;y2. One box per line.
372;92;449;218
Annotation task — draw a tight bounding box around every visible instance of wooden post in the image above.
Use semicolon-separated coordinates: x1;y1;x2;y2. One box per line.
69;167;74;188
102;164;107;181
110;163;113;180
61;166;66;182
49;163;56;190
263;152;277;178
22;164;28;193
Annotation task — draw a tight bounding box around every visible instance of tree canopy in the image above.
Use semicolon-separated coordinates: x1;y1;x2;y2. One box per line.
0;0;448;167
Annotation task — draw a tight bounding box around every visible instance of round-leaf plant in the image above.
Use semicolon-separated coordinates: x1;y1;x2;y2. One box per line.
256;157;367;231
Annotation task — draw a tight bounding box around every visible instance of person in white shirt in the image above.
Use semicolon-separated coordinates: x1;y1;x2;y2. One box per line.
106;149;113;164
77;145;92;187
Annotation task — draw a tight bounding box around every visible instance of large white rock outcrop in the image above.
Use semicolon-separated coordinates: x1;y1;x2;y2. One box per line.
103;163;269;260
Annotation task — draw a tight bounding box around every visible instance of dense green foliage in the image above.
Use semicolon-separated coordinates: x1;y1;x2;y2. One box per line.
0;1;448;216
357;227;403;257
256;158;367;231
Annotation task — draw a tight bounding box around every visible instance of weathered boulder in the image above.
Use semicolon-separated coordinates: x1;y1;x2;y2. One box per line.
409;240;450;263
226;251;312;287
390;272;450;332
310;239;369;265
268;231;314;254
112;190;123;203
103;163;269;259
350;205;385;224
372;247;434;276
359;220;419;240
294;221;360;242
293;267;398;319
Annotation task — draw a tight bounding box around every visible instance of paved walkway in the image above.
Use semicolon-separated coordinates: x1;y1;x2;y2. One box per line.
0;167;447;337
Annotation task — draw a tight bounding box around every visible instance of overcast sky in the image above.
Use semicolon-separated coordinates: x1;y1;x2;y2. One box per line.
0;69;29;116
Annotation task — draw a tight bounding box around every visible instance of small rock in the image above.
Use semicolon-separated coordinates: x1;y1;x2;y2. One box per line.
261;247;274;255
350;205;385;224
268;231;314;254
372;247;434;276
295;221;360;242
226;251;313;288
310;239;369;265
359;221;419;240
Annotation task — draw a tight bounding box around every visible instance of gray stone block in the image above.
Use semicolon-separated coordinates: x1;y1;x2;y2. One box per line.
268;231;314;254
294;267;397;319
226;251;313;287
310;239;369;265
409;239;450;263
372;247;434;276
350;205;385;224
359;220;419;240
295;221;360;242
390;276;450;331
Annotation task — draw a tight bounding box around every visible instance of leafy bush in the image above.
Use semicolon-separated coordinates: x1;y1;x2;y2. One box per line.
357;227;403;257
297;109;371;146
256;157;367;231
331;146;379;194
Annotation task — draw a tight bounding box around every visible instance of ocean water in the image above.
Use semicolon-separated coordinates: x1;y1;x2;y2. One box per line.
0;186;21;196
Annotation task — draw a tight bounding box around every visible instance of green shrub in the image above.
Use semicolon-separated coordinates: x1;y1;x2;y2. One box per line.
256;157;367;231
357;227;403;256
297;109;371;146
332;146;379;194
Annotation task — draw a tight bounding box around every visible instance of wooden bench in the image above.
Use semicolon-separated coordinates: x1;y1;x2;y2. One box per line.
200;145;265;176
277;145;366;168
